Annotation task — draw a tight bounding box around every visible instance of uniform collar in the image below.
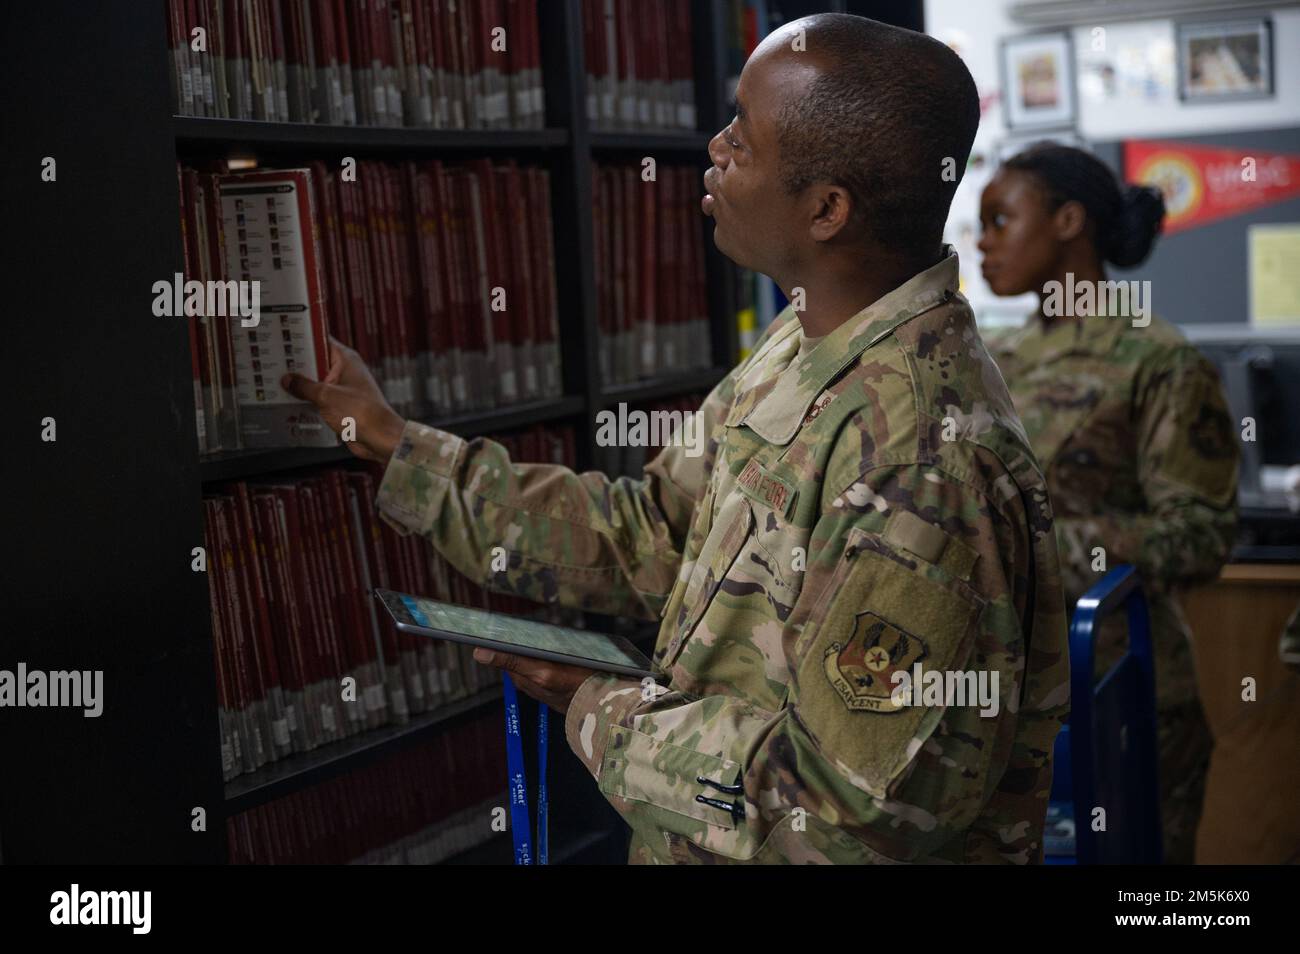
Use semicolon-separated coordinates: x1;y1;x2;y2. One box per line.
727;246;960;445
997;309;1131;367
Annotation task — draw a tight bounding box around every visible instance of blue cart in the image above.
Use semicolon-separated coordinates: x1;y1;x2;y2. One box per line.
1045;565;1163;864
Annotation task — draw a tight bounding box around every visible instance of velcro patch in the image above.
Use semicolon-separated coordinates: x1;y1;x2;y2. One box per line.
735;459;796;518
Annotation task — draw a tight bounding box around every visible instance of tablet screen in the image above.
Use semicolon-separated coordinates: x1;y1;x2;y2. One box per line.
396;593;652;672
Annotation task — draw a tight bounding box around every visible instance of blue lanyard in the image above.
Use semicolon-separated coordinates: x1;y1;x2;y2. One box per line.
502;675;548;865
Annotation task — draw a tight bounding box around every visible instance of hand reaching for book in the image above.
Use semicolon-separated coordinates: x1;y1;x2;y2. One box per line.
282;337;407;464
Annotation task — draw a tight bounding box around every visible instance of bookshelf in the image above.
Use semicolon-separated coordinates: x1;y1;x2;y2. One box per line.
1;0;736;864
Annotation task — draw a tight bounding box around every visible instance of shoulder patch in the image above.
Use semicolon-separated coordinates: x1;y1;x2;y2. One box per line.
824;611;929;713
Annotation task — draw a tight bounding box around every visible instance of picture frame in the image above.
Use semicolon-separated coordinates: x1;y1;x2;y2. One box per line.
1000;31;1076;131
1176;17;1274;103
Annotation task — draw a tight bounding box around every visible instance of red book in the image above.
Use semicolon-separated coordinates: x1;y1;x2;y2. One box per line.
203;499;239;778
409;162;450;413
331;0;357;124
268;485;324;697
381;163;419;414
528;168;561;396
215;168;333;447
213;495;269;769
501;163;537;399
232;481;291;759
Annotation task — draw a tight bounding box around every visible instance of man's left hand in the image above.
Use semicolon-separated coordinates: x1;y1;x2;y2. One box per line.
472;648;596;713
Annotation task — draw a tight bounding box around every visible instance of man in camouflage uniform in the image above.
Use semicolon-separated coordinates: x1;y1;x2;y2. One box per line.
991;312;1239;863
287;15;1069;863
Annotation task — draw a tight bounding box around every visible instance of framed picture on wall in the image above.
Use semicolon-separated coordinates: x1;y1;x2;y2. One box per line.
1176;18;1274;102
1000;31;1076;131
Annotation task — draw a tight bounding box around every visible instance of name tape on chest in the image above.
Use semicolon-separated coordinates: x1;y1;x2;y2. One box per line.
735;459;797;518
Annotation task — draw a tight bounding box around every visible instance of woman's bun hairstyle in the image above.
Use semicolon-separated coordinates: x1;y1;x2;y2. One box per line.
1105;183;1165;268
1004;142;1167;269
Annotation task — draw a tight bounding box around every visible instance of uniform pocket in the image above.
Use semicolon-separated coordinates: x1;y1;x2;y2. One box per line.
664;492;754;664
791;527;985;799
598;726;742;833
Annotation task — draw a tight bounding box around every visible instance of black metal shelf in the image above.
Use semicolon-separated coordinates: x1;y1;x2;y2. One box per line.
224;686;504;815
174;116;569;157
200;395;587;483
599;367;728;405
590;130;712;154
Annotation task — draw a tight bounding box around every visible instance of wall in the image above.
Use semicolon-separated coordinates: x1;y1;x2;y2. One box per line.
925;0;1300;327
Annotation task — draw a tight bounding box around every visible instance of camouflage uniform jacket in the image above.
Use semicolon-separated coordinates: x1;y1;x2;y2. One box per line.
990;313;1239;710
376;248;1069;863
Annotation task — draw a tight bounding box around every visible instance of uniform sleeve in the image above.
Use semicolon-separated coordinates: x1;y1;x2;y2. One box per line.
1054;345;1239;597
374;379;733;620
564;462;1068;863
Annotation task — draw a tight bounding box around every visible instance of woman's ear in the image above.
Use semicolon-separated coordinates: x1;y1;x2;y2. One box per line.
1052;198;1088;243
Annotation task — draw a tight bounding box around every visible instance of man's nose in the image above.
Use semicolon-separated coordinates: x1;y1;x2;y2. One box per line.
708;129;729;169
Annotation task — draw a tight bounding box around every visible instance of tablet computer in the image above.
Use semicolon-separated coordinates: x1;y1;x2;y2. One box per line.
374;589;660;681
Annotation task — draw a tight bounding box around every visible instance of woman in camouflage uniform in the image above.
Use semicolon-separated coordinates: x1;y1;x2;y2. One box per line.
978;143;1240;864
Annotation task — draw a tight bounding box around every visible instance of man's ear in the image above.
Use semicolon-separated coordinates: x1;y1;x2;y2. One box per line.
1052;199;1088;243
809;183;853;242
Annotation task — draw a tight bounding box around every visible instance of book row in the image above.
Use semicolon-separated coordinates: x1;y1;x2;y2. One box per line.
582;0;697;132
593;162;713;385
178;158;562;452
166;0;545;129
204;425;577;782
228;712;505;863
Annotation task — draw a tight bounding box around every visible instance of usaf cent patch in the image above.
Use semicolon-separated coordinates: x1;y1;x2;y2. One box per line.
823;611;929;713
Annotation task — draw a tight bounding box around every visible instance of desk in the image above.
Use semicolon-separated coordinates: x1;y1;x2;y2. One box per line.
1184;563;1300;864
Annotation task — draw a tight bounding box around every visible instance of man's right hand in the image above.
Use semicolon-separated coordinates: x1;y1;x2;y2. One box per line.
282;337;407;464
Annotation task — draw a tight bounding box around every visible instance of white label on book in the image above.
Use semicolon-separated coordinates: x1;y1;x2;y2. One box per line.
263;87;274;117
180;67;194;108
638;98;651;125
601;92;615;121
665;341;677;366
387;87;402;118
515;90;530;118
524;366;538;394
343;92;356;122
191;66;204;106
272;718;290;748
331;78;344;113
679;104;696;129
221;742;234;775
321;704;337;733
641;340;655;369
620;94;636;123
372;86;386;117
419;97;433;125
452;374;467;403
441;670;452;693
364;684;385;712
501;369;517;401
435;96;449;127
203;74;215;108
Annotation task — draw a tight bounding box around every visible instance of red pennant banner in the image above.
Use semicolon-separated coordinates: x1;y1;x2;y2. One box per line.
1124;140;1300;235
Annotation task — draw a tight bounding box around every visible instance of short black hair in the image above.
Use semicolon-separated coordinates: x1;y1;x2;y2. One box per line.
774;14;980;259
1004;143;1165;268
